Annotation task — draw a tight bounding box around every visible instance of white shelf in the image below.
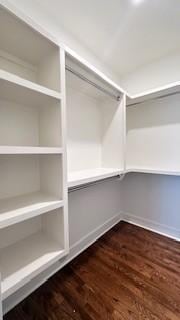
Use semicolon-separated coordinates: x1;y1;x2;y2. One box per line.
0;146;63;154
0;192;63;229
1;232;65;300
127;81;180;106
126;167;180;176
0;4;68;311
68;168;123;187
0;70;61;107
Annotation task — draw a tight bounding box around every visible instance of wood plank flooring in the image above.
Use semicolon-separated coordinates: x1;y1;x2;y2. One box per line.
5;222;180;320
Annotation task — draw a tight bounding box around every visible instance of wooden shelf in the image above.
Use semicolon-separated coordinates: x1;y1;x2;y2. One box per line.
1;232;65;300
127;81;180;106
0;146;63;154
68;168;123;187
0;70;61;107
0;192;63;229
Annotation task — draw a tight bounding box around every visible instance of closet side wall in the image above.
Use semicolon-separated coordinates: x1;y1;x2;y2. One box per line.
122;173;180;240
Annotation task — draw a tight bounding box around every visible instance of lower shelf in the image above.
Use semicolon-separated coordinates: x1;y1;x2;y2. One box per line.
68;168;123;187
0;192;63;229
1;232;65;300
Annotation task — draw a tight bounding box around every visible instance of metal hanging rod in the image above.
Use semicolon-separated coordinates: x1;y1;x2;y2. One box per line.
68;175;123;193
66;65;121;101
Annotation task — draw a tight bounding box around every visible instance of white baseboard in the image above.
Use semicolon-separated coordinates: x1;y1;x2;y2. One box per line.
70;212;123;260
122;212;180;242
3;212;123;315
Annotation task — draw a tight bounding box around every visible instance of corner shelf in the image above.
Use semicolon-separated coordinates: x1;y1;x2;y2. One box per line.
126;81;180;177
126;167;180;176
0;192;64;229
68;168;123;187
126;81;180;106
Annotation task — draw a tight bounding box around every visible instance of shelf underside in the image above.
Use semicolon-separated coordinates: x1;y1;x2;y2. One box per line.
0;192;63;228
1;232;65;300
68;168;123;187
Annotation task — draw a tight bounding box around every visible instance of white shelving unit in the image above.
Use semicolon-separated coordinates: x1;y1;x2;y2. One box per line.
1;1;180;318
0;7;61;92
0;3;69;314
68;168;124;188
0;191;64;229
126;84;180;175
66;54;126;187
0;209;65;300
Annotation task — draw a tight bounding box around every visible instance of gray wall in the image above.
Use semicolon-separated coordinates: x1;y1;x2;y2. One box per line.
122;173;180;240
68;178;124;247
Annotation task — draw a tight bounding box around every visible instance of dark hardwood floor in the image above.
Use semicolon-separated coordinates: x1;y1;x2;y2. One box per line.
5;222;180;320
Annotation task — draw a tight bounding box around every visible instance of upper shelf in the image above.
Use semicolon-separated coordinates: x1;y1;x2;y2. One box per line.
125;168;180;176
126;81;180;106
0;70;61;106
68;167;180;187
68;168;123;188
0;5;58;66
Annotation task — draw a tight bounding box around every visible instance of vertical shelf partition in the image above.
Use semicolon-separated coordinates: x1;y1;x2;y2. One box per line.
0;4;69;314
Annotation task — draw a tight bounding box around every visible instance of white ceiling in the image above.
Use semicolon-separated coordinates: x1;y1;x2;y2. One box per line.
18;0;180;77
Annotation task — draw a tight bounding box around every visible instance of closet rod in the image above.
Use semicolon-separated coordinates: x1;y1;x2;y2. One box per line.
68;175;121;193
66;65;121;101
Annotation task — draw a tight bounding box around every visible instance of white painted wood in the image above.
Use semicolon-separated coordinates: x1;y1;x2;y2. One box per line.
0;5;61;91
40;155;63;198
65;48;126;95
67;86;102;172
0;192;63;229
0;0;59;46
59;48;69;253
101;95;126;169
0;224;65;300
125;168;180;176
127;80;180;106
0;100;62;148
68;168;123;188
0;208;66;300
66;57;126;186
0;155;63;200
0;70;61;106
3;211;122;315
0;3;65;316
126;94;180;174
0;146;63;154
38;47;61;92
